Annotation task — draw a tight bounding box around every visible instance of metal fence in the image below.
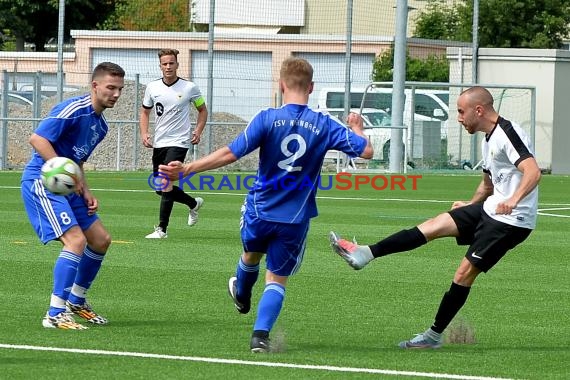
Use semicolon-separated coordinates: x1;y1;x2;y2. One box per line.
0;71;534;173
0;1;538;172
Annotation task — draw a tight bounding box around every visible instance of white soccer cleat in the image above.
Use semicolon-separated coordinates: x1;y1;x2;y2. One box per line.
228;276;250;314
399;330;443;349
145;226;167;239
329;231;374;270
188;197;204;226
42;311;88;330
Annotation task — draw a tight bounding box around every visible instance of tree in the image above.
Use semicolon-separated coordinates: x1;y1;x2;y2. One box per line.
0;1;45;51
413;0;570;48
0;0;115;51
413;0;466;41
372;46;449;83
100;0;190;31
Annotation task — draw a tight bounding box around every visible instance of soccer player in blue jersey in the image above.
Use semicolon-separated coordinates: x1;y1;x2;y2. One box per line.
330;86;541;349
21;62;125;329
159;57;373;352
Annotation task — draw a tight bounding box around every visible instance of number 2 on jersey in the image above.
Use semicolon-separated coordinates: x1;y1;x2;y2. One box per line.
277;134;306;172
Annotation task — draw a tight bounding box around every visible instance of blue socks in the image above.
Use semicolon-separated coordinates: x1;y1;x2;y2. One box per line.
68;246;105;305
49;250;81;316
236;258;259;302
234;257;286;334
253;283;285;332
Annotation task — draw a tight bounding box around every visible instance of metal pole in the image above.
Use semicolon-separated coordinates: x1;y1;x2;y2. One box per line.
341;0;354;172
116;125;121;171
134;74;140;170
205;0;215;158
0;71;8;169
470;0;479;164
56;0;65;102
389;0;408;173
530;88;536;148
33;72;42;130
343;0;353;119
472;0;479;84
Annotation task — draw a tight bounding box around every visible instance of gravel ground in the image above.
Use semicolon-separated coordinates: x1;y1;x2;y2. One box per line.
4;80;261;172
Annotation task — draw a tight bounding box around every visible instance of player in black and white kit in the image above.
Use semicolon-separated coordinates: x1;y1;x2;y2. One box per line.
140;48;208;239
329;86;541;349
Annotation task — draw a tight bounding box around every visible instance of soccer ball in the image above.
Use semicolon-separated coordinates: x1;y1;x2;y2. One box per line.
41;157;81;196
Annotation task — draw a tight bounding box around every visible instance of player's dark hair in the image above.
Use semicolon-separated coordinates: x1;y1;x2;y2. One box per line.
92;62;125;80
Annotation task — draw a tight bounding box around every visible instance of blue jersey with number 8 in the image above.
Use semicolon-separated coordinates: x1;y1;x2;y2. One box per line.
228;104;367;223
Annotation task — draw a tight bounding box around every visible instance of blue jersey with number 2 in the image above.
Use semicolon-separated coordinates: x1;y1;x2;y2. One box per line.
228;104;367;224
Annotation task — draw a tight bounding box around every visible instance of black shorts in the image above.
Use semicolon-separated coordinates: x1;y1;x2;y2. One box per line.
448;203;532;272
151;147;188;174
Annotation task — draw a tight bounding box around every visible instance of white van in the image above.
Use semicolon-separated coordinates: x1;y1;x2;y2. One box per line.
324;107;391;128
318;86;449;138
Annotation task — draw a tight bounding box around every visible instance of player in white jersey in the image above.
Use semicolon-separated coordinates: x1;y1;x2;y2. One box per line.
140;48;208;239
159;57;373;352
329;86;541;349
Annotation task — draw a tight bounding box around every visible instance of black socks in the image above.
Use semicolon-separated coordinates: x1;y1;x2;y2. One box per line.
169;186;197;209
158;186;197;231
431;282;471;334
369;227;427;258
158;191;175;231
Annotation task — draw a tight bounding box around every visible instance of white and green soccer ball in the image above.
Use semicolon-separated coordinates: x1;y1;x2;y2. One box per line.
41;157;81;196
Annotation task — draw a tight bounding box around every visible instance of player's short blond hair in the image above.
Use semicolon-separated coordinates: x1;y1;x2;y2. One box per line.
280;57;313;91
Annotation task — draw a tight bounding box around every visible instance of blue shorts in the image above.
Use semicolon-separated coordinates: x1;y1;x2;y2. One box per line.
21;179;99;244
240;208;309;277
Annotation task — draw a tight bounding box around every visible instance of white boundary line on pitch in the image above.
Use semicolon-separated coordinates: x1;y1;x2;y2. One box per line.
0;344;515;380
537;207;570;218
0;186;491;204
3;185;569;214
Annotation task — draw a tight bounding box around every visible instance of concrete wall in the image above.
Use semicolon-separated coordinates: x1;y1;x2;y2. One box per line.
0;30;458;118
552;57;570;174
0;31;453;88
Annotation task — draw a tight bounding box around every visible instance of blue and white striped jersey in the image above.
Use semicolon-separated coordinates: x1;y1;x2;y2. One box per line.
22;95;108;181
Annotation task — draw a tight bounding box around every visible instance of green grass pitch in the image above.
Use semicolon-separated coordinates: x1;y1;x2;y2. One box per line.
1;171;568;379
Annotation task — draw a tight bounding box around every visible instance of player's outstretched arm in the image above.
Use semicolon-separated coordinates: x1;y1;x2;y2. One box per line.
159;146;238;179
346;113;373;159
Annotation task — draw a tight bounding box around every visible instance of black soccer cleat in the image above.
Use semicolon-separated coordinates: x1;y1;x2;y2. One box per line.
250;332;270;353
